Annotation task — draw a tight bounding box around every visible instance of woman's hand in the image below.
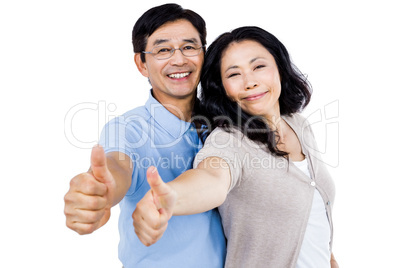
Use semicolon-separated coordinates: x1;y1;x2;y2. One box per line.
132;166;177;246
331;253;339;268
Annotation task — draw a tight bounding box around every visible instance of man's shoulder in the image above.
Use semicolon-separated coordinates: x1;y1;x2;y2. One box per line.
121;104;151;120
107;104;151;127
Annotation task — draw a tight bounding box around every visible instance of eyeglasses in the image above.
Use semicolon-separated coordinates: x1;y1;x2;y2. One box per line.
142;43;205;60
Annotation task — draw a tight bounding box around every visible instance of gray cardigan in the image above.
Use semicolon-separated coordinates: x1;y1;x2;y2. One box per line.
194;113;336;268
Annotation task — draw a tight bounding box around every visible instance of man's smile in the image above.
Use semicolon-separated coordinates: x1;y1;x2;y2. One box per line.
167;72;191;79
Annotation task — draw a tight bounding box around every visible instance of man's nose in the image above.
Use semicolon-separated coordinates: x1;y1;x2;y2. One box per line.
169;49;188;65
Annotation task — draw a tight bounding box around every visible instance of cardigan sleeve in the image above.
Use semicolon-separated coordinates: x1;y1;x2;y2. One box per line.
193;128;248;192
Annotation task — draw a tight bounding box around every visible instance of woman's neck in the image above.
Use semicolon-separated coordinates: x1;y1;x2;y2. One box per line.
264;108;288;142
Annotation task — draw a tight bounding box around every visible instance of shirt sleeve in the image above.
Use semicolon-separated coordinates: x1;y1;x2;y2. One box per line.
99;114;150;157
193;128;247;193
99;116;132;158
98;114;150;195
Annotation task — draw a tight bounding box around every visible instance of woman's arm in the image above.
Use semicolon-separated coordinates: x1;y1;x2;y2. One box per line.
132;156;231;246
169;156;231;215
331;252;339;268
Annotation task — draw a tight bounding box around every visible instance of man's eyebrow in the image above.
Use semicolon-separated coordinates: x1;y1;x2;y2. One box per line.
152;38;200;46
183;38;200;44
153;39;170;46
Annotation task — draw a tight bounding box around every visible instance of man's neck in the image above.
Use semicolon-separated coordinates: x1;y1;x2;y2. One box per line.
152;91;195;122
166;99;194;122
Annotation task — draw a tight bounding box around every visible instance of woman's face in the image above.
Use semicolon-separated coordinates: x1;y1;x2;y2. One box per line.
220;40;281;119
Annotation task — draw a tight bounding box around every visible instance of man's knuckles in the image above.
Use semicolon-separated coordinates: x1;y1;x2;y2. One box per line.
85;195;107;210
82;209;105;223
70;173;107;195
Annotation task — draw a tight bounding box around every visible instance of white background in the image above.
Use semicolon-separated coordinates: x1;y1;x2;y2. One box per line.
1;0;401;267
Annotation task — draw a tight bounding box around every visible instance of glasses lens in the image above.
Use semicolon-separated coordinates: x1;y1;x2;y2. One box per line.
150;44;203;59
181;44;201;57
152;46;172;59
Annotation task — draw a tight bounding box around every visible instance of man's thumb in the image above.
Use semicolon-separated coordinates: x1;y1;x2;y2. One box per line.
91;145;111;183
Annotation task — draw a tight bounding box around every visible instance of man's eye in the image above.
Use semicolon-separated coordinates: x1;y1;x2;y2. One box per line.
156;47;171;54
182;45;197;50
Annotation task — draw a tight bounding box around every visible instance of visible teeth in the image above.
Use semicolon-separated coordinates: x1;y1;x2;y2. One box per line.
168;72;190;78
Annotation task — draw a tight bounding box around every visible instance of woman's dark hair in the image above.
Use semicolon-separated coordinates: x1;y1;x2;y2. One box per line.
132;4;207;62
199;26;312;157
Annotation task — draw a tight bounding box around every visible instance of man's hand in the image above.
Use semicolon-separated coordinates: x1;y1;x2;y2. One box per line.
132;166;177;246
64;145;116;235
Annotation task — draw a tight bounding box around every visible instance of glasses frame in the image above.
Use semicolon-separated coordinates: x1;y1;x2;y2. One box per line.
142;44;205;60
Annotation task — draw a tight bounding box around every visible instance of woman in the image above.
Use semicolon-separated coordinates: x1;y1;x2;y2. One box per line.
133;26;338;268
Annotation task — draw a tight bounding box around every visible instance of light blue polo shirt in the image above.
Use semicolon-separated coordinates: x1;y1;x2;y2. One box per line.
99;91;226;268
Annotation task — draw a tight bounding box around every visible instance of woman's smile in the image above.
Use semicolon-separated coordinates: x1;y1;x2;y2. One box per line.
242;91;269;101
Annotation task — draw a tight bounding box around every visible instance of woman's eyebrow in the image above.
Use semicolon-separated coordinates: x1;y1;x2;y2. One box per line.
250;57;264;64
224;65;239;73
224;58;265;73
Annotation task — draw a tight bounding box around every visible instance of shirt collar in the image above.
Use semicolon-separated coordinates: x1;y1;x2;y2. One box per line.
145;90;192;139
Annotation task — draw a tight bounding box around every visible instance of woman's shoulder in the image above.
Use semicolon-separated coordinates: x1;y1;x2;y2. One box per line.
283;113;315;138
206;126;244;143
209;126;243;135
283;113;308;125
205;126;263;152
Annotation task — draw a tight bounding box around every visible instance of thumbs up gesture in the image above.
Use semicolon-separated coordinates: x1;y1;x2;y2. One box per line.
64;145;116;235
132;166;177;246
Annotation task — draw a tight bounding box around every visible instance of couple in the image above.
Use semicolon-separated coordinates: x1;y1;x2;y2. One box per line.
64;3;338;268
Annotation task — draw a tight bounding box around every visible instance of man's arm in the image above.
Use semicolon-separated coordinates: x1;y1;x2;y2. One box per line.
132;157;230;246
64;145;132;235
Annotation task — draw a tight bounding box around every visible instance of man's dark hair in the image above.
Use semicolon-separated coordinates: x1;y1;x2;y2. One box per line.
132;4;207;62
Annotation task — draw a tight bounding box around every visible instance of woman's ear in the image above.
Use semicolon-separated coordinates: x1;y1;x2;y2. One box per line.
134;53;149;78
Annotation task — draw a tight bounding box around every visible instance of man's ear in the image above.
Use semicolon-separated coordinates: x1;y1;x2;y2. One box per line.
134;53;149;78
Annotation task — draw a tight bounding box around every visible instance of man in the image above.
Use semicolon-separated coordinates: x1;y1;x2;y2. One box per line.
64;4;226;267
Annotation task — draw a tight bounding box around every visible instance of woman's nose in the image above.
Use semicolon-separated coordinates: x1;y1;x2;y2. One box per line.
244;72;258;90
245;79;258;90
246;83;258;90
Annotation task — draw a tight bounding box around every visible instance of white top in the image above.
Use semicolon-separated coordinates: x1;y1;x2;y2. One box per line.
293;159;331;268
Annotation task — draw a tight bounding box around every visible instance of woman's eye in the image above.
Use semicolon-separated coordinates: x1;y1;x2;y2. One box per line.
227;73;239;78
255;65;265;70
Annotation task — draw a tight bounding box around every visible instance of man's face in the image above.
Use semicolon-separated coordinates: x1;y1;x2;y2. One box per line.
136;19;204;105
